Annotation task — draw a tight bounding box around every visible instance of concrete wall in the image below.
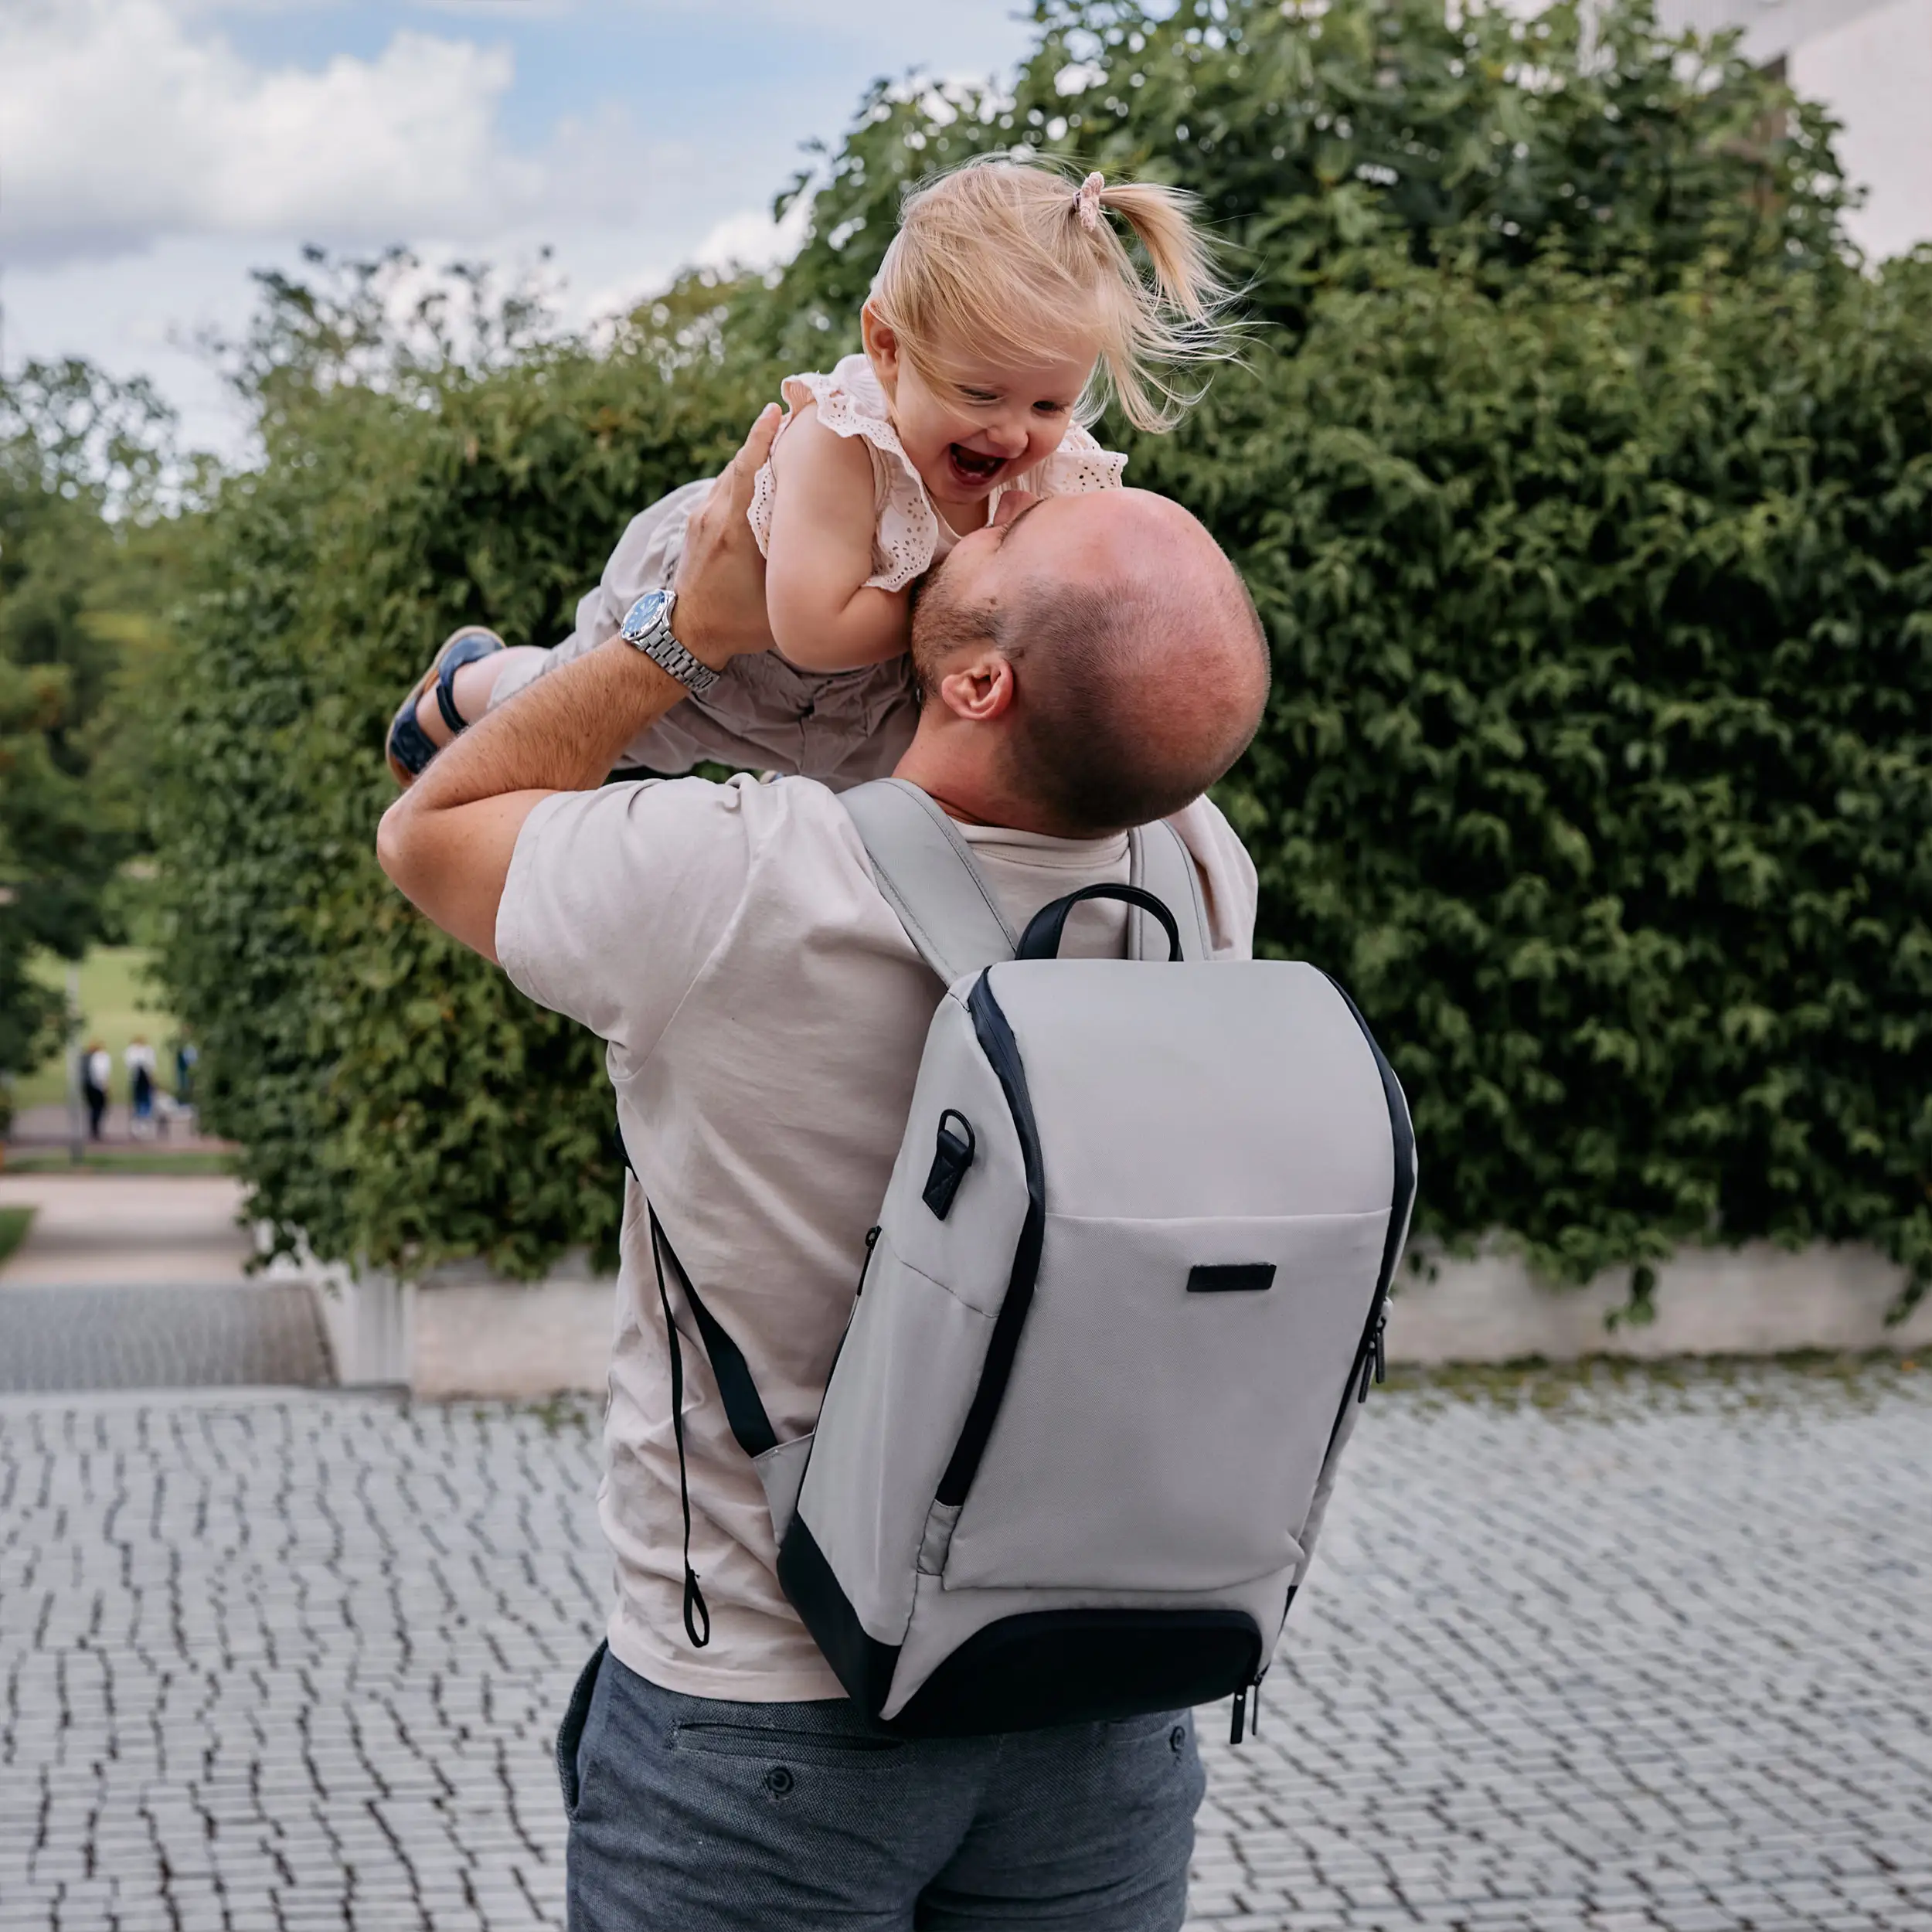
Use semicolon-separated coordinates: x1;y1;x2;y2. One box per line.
1388;1240;1932;1365
292;1241;1930;1397
281;1249;616;1398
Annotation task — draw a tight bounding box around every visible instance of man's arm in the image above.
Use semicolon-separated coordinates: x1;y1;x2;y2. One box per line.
376;405;781;960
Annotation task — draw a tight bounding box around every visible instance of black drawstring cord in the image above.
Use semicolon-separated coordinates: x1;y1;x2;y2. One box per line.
649;1206;712;1649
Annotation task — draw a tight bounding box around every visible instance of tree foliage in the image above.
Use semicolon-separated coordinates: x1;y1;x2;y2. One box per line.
156;2;1932;1313
157;256;767;1270
0;361;183;1112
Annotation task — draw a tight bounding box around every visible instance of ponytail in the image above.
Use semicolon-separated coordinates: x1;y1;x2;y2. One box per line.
872;155;1240;435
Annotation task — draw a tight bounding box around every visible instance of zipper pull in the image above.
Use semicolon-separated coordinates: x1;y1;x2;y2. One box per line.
1228;1688;1246;1747
854;1226;881;1298
1355;1308;1389;1403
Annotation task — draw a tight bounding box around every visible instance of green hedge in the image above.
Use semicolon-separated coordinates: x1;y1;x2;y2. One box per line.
159;304;767;1274
157;2;1932;1311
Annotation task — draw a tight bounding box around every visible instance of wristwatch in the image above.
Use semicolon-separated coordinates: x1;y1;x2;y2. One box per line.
617;589;719;699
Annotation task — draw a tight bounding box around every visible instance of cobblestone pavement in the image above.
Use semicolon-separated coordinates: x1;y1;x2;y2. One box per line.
3;1364;1929;1932
0;1286;331;1393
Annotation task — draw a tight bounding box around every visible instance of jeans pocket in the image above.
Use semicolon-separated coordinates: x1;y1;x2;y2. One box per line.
555;1639;608;1820
671;1719;906;1770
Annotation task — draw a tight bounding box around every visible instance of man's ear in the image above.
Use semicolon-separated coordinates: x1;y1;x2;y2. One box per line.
862;305;900;401
934;651;1016;726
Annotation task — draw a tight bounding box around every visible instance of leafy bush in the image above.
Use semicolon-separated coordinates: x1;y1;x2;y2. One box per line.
158;2;1932;1312
158;264;769;1270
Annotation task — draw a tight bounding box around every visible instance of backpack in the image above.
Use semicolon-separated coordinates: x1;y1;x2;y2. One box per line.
638;777;1417;1743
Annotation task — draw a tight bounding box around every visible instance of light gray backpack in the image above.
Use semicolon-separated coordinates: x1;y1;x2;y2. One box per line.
642;778;1416;1743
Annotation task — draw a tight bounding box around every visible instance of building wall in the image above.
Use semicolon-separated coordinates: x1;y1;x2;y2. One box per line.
1788;0;1932;260
1654;0;1932;259
1658;0;1896;63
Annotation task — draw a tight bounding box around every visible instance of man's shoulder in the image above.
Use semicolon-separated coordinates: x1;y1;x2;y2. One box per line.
496;774;886;1060
1164;794;1259;960
519;770;866;883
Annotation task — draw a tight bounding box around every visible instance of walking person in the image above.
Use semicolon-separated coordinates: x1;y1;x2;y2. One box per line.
81;1040;111;1141
377;413;1273;1929
124;1036;157;1138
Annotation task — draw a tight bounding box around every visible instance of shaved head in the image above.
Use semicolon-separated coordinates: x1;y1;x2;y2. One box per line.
908;490;1270;836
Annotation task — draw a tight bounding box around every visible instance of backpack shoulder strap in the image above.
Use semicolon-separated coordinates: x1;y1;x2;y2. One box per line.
839;778;1019;982
1128;818;1213;961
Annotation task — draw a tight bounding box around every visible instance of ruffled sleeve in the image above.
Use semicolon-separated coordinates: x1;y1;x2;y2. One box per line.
746;356;940;594
1009;422;1128;499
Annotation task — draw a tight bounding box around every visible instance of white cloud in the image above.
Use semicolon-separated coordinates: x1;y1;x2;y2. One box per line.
0;0;542;264
690;194;813;274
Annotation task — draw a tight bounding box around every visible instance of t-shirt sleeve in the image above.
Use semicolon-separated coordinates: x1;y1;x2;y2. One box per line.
495;776;759;1062
1166;795;1260;960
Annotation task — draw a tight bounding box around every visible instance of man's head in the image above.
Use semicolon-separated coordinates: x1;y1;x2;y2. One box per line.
895;488;1269;836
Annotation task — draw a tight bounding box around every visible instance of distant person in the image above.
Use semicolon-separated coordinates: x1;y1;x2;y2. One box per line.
83;1041;111;1140
125;1036;157;1137
384;158;1235;795
175;1039;198;1108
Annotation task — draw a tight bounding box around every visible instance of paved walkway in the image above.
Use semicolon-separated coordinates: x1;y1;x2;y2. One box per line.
7;1100;234;1154
0;1175;254;1287
4;1365;1929;1931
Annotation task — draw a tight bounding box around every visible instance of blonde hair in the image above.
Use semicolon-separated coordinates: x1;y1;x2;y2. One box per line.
866;156;1234;434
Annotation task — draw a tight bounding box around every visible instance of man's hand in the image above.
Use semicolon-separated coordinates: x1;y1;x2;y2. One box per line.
377;403;785;960
675;402;783;668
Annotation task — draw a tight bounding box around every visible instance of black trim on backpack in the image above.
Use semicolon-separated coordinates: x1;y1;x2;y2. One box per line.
1315;974;1418;1438
649;1214;778;1461
888;1607;1263;1738
775;1514;903;1716
935;974;1047;1509
1017;883;1182;962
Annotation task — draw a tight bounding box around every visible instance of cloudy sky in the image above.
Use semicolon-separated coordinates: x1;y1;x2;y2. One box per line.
0;0;1037;454
7;0;1928;460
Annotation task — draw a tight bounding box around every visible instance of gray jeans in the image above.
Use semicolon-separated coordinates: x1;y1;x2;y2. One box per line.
558;1643;1206;1930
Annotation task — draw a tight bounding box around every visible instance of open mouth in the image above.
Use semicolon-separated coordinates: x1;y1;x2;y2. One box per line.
946;444;1008;489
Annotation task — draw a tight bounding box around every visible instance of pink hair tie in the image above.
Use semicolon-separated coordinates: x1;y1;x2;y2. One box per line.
1075;172;1104;233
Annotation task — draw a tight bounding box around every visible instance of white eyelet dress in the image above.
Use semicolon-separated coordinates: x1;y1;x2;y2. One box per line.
488;353;1128;791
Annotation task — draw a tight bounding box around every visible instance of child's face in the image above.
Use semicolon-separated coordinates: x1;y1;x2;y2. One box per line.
863;309;1095;516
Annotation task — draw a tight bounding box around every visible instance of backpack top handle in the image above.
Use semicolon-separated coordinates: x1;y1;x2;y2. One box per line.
1017;885;1182;963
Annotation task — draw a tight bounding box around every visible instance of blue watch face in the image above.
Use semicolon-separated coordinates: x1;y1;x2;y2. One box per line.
623;590;671;638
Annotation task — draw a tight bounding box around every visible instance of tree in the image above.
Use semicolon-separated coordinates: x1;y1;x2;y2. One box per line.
0;360;189;1114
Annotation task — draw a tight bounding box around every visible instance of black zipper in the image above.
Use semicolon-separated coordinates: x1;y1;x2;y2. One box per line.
934;971;1046;1509
1228;1668;1267;1746
1312;971;1416;1454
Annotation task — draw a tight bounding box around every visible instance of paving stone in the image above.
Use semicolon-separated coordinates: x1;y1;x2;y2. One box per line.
0;1284;330;1392
2;1366;1930;1928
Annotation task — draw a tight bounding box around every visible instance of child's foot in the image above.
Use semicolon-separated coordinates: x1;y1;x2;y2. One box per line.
386;626;505;785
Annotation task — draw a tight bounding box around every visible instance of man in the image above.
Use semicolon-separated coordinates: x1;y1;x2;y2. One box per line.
378;407;1272;1930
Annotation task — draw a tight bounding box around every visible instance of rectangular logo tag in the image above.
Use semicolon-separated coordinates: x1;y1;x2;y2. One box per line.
1186;1264;1277;1294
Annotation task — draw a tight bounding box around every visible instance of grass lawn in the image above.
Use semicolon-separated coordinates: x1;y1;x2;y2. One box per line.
0;1206;34;1267
11;947;177;1111
2;1148;234;1176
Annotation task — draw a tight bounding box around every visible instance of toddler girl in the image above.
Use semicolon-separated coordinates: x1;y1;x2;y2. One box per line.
386;158;1232;791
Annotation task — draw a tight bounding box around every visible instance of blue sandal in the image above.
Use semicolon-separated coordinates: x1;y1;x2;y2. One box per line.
386;626;505;784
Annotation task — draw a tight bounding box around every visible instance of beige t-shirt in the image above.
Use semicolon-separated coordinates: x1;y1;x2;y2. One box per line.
497;771;1260;1700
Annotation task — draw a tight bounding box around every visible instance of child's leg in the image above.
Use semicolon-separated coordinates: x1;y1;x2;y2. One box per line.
410;645;547;750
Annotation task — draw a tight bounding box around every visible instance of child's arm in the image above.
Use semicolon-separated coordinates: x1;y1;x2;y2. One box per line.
762;406;913;671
